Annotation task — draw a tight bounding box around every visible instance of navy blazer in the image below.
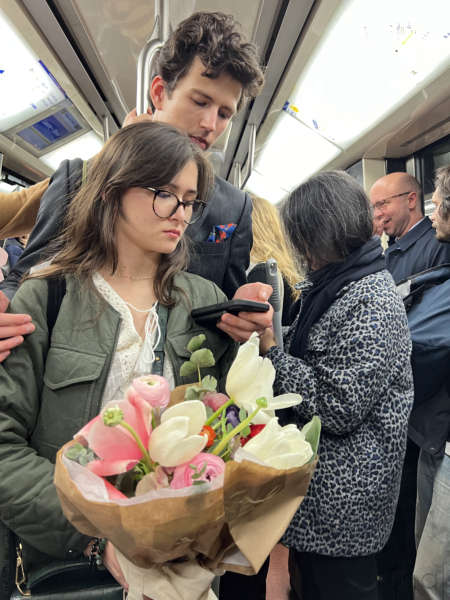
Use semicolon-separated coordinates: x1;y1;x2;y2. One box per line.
385;216;450;283
1;161;252;301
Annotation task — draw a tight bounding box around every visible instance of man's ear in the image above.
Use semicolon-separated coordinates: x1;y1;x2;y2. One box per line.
150;76;166;110
408;191;418;211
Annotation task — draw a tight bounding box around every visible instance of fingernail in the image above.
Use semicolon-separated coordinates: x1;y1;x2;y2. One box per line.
25;324;35;333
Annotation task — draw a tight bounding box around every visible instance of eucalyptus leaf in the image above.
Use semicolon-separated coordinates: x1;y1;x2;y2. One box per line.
201;375;217;391
65;443;85;461
193;480;206;486
180;360;197;377
185;386;202;400
187;334;206;353
190;348;215;368
241;425;251;437
205;406;213;419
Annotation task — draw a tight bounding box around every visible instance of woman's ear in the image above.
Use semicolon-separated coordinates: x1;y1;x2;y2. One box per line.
150;76;166;110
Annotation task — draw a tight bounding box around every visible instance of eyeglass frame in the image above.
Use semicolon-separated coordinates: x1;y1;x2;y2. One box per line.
372;191;412;212
145;187;206;225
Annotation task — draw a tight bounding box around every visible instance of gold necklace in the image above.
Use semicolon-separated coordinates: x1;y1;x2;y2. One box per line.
115;273;154;281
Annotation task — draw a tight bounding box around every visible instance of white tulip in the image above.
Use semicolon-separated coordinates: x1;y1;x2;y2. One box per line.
226;332;302;423
240;417;313;469
149;400;207;467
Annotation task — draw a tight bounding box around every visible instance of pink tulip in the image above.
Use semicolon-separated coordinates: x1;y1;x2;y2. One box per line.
75;397;152;476
131;375;170;409
170;452;225;490
203;392;229;412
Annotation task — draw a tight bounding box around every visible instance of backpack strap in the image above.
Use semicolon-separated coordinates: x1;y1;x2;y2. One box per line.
46;277;66;343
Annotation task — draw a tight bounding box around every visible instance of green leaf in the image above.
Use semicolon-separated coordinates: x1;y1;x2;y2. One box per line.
185;386;202;400
190;348;215;368
302;415;321;456
226;423;233;433
65;443;85;461
240;425;250;437
238;408;247;422
187;334;206;353
180;360;197;377
201;375;217;391
205;406;213;419
193;480;206;486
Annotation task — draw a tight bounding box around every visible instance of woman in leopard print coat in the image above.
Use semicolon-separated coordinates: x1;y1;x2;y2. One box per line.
260;171;414;600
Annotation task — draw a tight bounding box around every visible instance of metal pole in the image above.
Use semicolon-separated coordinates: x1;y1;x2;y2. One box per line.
136;0;170;115
241;124;256;189
102;116;110;142
231;162;242;188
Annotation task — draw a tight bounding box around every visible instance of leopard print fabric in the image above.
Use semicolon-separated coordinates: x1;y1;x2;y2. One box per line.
267;270;414;556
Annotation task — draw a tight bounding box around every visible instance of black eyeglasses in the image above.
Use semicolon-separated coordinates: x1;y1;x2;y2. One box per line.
145;187;206;225
372;191;411;211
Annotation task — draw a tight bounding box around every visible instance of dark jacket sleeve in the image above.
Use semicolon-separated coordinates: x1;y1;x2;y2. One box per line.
0;160;83;301
0;278;90;558
186;177;252;299
222;191;252;298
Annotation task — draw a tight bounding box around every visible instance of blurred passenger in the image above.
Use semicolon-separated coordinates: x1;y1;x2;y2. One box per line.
370;172;450;283
0;181;45;240
259;170;413;600
0;11;271;363
3;235;28;269
371;171;450;600
0;122;237;597
405;165;450;600
249;194;301;325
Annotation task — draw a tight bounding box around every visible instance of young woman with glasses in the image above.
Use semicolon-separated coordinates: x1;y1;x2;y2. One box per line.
0;121;237;595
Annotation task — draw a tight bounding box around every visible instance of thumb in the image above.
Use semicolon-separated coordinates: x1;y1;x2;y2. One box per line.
257;283;273;301
0;290;10;313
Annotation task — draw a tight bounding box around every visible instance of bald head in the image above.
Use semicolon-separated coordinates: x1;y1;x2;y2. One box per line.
370;172;423;238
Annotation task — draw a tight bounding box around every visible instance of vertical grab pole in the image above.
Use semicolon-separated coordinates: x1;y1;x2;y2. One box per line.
136;0;170;115
240;124;256;189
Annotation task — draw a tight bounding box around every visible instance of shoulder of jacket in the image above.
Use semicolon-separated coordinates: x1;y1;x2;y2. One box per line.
174;272;225;302
213;175;248;202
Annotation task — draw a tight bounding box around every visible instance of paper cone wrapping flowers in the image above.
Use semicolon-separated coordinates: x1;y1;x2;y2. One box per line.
54;433;317;575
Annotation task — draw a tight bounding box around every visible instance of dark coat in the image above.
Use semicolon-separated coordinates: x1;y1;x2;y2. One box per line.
385;217;450;284
0;160;252;301
403;264;450;456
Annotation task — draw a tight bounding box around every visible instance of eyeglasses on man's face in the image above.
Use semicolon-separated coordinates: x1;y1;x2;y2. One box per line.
372;191;411;212
145;187;206;225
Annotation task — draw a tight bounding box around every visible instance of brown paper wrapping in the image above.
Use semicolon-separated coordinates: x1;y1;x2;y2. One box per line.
54;386;317;575
55;444;316;575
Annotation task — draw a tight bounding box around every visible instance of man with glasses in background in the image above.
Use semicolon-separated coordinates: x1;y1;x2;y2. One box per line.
370;172;450;284
370;171;450;600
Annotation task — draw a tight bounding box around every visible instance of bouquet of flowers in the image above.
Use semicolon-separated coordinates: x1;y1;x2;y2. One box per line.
54;333;320;600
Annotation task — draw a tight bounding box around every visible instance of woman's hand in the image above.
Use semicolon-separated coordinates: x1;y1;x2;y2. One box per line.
259;327;277;355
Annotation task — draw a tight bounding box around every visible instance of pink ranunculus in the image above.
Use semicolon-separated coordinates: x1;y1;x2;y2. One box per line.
131;375;170;409
170;453;225;490
75;397;152;476
203;392;229;412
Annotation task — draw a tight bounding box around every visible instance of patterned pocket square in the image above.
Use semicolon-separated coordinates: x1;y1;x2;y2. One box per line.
207;223;237;243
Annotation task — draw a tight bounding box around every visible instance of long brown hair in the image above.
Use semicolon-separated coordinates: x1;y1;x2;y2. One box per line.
32;122;212;305
250;194;302;297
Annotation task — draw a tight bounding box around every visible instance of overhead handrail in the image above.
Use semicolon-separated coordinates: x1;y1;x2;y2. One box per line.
233;124;256;190
136;0;170;115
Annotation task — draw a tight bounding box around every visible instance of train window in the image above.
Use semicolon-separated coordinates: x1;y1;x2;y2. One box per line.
246;0;449;203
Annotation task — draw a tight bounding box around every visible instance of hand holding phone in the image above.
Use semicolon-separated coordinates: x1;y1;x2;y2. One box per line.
191;299;269;327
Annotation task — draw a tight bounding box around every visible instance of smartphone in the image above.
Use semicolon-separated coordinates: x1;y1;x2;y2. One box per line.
191;299;269;327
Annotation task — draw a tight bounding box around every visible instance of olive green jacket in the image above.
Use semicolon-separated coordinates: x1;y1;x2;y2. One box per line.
0;272;237;576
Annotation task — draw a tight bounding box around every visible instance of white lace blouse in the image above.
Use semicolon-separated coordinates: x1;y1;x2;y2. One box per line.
92;273;175;407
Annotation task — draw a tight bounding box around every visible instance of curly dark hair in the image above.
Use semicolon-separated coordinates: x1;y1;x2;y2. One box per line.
434;165;450;220
154;12;264;110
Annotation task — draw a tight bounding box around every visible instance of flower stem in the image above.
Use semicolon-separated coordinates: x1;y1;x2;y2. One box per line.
197;365;202;385
118;421;153;471
204;397;234;426
211;405;262;456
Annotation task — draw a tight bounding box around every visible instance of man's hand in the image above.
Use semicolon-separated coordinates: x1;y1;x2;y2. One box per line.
122;107;153;128
0;291;34;362
217;282;274;342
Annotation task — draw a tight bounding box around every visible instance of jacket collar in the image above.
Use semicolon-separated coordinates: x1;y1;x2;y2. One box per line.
388;217;432;253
